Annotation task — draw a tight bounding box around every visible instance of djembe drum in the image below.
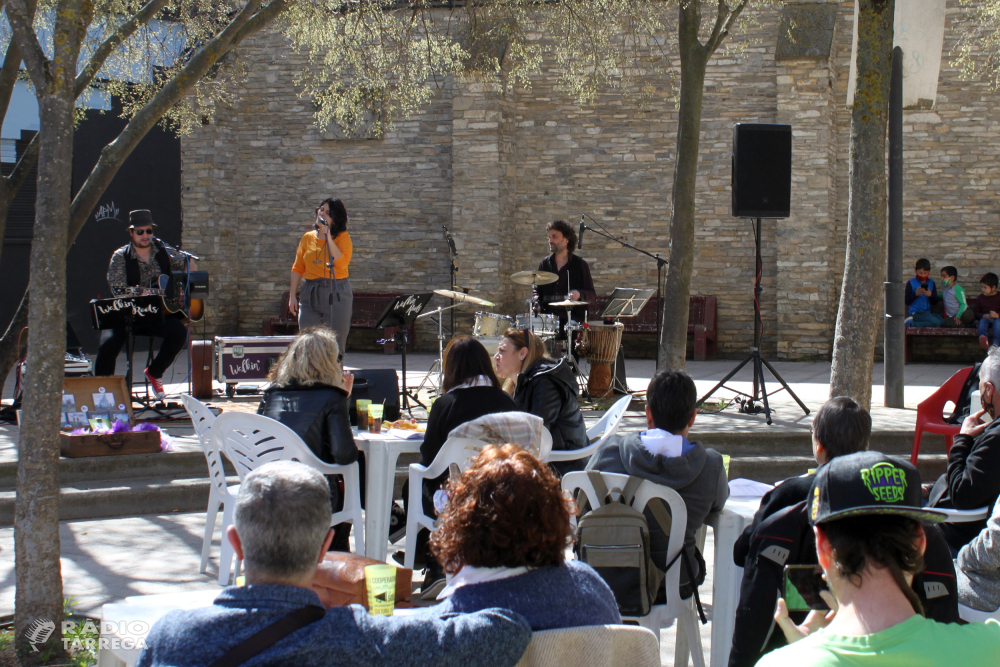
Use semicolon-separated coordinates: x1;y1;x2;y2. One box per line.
578;322;624;398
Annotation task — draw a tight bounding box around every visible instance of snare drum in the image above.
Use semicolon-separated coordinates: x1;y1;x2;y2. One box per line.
473;312;514;337
515;313;558;337
578;322;624;398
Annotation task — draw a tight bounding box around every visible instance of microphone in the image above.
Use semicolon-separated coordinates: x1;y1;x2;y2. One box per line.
443;225;458;255
578;216;585;250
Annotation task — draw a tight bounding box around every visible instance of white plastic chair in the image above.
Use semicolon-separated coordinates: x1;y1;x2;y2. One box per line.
562;471;706;667
960;603;1000;623
403;436;490;570
514;624;660;667
548;394;632;463
179;394;238;577
211;412;365;584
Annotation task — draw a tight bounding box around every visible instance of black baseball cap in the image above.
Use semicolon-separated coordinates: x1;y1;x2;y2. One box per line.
808;451;948;525
128;209;157;228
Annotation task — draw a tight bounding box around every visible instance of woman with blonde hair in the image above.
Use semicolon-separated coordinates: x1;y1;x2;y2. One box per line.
258;326;358;550
494;328;588;473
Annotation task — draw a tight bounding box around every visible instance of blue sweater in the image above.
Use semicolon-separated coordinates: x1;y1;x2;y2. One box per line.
136;585;531;667
429;560;621;631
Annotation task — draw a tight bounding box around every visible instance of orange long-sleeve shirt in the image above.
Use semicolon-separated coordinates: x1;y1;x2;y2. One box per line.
292;230;352;280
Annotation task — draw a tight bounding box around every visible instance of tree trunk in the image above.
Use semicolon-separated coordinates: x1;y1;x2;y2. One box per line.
14;93;74;660
829;0;895;409
658;1;708;371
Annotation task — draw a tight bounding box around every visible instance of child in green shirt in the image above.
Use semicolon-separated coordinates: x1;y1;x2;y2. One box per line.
941;265;974;328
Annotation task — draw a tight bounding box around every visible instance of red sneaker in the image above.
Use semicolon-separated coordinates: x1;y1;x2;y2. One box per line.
145;368;166;399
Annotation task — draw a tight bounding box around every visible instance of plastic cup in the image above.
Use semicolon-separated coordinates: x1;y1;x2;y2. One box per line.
356;399;371;432
369;404;384;433
365;564;396;615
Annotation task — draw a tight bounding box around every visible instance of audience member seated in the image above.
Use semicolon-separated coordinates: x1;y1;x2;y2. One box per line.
258;327;359;551
426;444;621;629
402;336;517;585
957;499;1000;612
729;398;958;667
587;369;728;602
928;346;1000;553
137;462;532;667
494;328;588;474
757;452;1000;667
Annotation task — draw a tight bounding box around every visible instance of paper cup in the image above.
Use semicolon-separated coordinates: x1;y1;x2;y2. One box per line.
365;564;396;615
356;399;371;432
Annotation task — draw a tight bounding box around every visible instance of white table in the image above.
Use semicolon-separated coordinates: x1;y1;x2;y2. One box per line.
97;589;221;667
706;496;763;667
354;429;423;562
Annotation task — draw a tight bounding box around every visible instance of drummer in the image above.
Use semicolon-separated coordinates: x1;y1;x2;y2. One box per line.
534;220;597;329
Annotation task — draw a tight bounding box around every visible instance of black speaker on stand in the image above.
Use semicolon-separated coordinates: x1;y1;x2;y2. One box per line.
697;123;809;425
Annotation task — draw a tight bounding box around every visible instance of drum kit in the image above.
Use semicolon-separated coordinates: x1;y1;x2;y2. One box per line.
417;269;626;398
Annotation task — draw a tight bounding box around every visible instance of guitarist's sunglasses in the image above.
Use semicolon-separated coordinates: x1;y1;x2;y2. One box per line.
132;228;153;235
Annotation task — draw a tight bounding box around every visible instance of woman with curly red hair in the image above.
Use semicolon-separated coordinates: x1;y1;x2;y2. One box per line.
425;444;620;630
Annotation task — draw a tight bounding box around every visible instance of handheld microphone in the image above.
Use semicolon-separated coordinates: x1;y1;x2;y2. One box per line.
578;216;585;250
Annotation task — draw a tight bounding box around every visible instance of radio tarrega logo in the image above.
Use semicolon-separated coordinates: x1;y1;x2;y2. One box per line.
24;617;56;651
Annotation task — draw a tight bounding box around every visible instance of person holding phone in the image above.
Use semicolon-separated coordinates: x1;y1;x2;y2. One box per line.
758;452;1000;667
289;198;353;347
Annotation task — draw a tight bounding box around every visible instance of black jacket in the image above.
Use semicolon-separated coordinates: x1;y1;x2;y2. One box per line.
929;418;1000;550
533;254;597;325
257;383;358;466
514;358;588;473
729;487;960;667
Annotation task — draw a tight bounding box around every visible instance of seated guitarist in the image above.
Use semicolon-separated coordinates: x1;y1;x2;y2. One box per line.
95;209;197;399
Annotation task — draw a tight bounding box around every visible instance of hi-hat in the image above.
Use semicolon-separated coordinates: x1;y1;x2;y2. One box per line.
549;300;588;307
511;270;558;286
433;289;494;306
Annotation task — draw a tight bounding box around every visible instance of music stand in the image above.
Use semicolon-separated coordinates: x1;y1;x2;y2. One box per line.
375;292;434;413
596;288;654;395
597;288;655;319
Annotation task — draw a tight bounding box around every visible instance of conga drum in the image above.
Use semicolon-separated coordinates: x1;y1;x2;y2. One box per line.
578;322;624;398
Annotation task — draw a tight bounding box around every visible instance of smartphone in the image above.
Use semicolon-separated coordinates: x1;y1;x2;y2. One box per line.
783;564;830;612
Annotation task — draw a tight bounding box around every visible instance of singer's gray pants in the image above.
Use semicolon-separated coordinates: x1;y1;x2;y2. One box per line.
298;278;353;348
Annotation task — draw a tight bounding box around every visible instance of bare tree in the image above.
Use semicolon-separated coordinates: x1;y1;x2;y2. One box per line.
8;0;91;657
829;0;895;408
657;0;750;371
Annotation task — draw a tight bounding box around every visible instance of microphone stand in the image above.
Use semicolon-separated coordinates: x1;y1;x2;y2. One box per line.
580;216;668;347
444;226;459;335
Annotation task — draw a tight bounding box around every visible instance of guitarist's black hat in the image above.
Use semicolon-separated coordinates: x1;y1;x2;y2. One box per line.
128;209;157;228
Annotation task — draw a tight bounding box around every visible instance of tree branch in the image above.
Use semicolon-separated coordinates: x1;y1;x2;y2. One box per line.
5;134;39;208
69;0;283;243
6;0;48;92
75;0;170;97
705;0;747;55
0;38;25;125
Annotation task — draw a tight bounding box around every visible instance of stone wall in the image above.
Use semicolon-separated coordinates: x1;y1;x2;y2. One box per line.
181;0;1000;361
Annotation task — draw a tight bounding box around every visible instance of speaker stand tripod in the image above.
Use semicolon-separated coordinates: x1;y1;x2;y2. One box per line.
697;218;809;425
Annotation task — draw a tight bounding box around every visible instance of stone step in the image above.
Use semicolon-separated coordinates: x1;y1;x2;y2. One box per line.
0;475;240;525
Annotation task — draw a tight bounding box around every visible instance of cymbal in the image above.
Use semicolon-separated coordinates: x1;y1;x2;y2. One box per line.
433;289;494;307
549;300;588;307
511;270;558;286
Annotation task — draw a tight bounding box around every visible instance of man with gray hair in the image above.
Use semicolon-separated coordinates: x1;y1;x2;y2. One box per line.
137;462;531;667
929;347;1000;553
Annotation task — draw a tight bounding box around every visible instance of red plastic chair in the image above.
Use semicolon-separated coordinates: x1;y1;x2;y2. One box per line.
911;366;975;465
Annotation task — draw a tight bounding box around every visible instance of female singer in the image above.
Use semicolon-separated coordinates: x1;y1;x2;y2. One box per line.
288;198;353;346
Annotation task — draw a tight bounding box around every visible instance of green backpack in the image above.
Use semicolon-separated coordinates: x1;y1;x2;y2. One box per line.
574;471;673;617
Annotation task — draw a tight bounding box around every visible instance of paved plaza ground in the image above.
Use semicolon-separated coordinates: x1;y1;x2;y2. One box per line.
0;352;974;664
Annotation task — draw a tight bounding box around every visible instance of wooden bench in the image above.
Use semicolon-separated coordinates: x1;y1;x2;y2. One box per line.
590;295;718;361
262;291;416;351
905;326;978;363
